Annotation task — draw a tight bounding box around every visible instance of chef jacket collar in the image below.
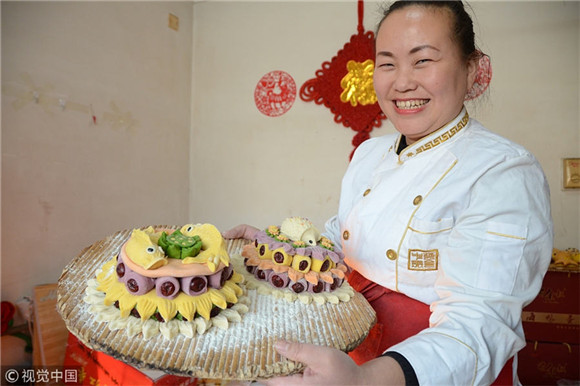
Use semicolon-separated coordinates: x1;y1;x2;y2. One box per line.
394;107;470;164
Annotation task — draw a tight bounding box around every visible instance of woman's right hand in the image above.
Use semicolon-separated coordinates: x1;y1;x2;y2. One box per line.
222;224;260;240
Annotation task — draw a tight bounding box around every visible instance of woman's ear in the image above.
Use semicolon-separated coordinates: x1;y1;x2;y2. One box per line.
465;52;492;101
466;53;479;92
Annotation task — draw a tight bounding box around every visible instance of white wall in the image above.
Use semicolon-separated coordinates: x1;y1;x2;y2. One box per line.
191;1;579;247
1;2;193;302
190;1;380;231
470;1;580;247
1;1;578;304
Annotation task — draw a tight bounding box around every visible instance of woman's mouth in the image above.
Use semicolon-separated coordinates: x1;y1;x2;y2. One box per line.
395;99;429;109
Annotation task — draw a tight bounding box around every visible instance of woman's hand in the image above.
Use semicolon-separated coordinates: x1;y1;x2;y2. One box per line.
264;341;405;385
222;224;260;240
264;341;362;385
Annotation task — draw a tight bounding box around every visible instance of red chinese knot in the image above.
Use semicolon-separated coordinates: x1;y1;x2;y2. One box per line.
300;1;385;160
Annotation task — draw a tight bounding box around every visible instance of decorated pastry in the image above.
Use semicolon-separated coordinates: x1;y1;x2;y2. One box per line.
84;223;248;339
59;226;377;380
235;217;354;304
551;247;580;268
124;229;167;270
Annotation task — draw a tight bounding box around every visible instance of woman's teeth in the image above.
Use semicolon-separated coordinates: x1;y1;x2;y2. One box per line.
396;100;428;109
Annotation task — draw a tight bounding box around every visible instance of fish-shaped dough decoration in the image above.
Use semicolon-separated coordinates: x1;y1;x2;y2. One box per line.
280;217;321;246
125;228;168;270
142;225;163;245
180;223;229;272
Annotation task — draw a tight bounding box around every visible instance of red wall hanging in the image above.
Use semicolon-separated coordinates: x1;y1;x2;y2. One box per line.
300;0;385;160
255;70;297;117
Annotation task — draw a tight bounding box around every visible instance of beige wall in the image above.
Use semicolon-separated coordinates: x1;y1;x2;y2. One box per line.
191;1;579;243
1;2;193;302
1;1;578;304
471;1;580;248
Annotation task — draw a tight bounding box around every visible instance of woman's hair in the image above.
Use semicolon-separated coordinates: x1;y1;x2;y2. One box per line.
377;1;479;62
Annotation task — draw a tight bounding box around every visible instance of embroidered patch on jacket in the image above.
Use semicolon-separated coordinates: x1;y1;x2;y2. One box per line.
408;249;439;271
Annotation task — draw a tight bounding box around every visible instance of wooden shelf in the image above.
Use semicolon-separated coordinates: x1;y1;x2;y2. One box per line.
33;283;68;367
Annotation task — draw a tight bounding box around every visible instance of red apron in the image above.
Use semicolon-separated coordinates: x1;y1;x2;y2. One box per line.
348;270;513;385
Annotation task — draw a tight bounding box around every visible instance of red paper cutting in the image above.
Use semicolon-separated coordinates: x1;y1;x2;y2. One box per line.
300;0;385;160
255;70;297;117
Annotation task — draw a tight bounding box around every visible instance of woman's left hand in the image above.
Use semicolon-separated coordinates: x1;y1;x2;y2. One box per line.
264;340;406;385
222;224;260;240
264;341;362;385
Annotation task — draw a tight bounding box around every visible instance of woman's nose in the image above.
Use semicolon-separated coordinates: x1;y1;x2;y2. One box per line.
393;67;417;92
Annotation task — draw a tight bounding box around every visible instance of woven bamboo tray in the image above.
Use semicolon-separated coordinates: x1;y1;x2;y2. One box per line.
57;228;376;380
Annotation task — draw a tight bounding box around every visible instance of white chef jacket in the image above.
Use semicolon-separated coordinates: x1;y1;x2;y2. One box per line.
325;108;553;385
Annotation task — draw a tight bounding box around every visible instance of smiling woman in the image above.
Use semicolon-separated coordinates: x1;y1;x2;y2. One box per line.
373;3;478;144
226;1;554;385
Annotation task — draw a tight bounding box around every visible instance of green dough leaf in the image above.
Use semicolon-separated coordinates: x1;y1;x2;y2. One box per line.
158;230;203;259
166;244;182;259
181;240;202;258
158;232;169;251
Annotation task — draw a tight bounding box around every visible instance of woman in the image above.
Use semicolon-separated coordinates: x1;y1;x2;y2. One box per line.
225;1;553;384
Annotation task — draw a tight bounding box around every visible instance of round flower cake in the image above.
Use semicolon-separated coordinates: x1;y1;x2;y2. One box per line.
237;217;354;304
85;223;247;339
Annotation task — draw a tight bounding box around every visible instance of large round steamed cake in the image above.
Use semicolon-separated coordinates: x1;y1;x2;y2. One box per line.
57;227;376;380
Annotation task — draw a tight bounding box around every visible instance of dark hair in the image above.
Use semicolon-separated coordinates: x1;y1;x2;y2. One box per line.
377;1;479;62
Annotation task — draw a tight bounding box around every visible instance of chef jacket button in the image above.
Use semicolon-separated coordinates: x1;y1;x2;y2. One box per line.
363;188;371;197
386;249;397;260
343;230;350;240
413;195;423;206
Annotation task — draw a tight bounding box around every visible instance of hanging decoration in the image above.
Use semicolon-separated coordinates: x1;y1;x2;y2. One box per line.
300;0;385;160
254;70;297;117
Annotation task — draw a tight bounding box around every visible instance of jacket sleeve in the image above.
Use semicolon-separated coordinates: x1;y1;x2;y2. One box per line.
388;153;553;385
324;215;343;249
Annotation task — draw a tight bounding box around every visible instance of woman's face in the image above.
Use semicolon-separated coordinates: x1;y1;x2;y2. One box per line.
374;6;477;143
